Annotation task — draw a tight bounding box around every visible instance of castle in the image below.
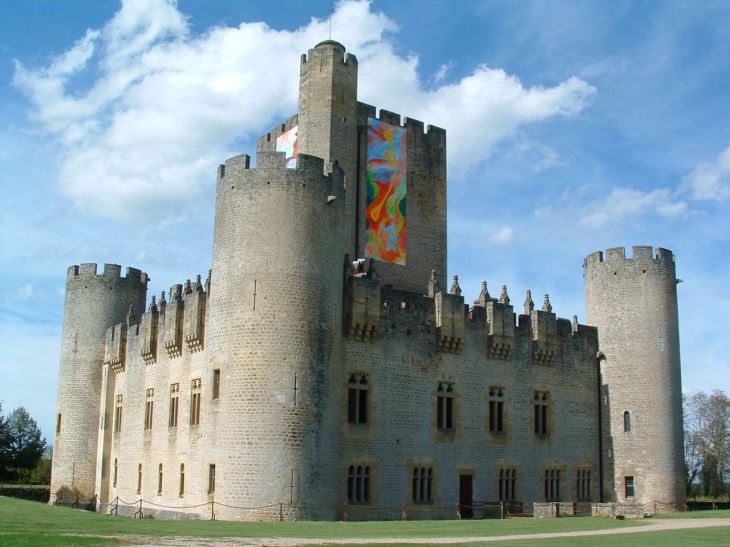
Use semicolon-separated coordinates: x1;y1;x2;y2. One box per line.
50;41;685;520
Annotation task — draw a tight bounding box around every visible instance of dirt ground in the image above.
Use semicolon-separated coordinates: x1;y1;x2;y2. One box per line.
70;517;730;546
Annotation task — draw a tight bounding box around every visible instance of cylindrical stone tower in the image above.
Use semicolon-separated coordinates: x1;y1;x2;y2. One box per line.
206;151;346;519
584;246;684;509
51;263;148;504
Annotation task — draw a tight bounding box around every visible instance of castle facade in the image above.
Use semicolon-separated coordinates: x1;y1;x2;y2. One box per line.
50;41;685;520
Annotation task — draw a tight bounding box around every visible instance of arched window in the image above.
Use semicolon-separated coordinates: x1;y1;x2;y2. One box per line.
412;467;434;503
347;464;370;503
113;459;118;488
137;464;142;495
623;411;631;432
179;464;185;497
157;464;163;495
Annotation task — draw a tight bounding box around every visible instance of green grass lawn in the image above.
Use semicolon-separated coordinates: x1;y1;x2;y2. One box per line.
1;496;729;547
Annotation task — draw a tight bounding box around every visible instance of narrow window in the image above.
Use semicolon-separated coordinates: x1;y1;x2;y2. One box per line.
113;458;118;488
437;382;455;430
190;378;202;426
625;476;635;498
137;464;143;495
499;468;516;501
169;383;180;428
347;373;369;424
412;466;434;503
534;391;549;436
208;464;216;494
623;411;631;433
144;388;155;430
56;413;62;434
347;464;371;503
212;369;221;400
489;387;505;433
544;469;560;501
114;395;123;433
179;464;185;497
577;469;591;501
158;464;163;495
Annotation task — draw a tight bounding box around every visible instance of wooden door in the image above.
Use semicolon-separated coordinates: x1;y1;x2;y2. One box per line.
459;474;473;518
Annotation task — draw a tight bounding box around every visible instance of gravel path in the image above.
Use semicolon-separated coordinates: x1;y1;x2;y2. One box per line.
78;517;730;546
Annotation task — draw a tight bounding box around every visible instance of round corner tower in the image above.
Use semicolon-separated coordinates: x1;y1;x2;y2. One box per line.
584;246;684;509
51;263;148;504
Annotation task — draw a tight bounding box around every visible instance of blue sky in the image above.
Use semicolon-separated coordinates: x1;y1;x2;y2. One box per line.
1;0;729;440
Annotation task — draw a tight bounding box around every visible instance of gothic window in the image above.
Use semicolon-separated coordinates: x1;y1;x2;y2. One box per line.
576;469;592;501
625;476;635;498
489;387;505;433
169;383;179;428
534;391;549;436
347;373;369;424
437;382;454;430
623;411;631;433
347;465;370;503
144;388;154;430
179;464;185;497
544;469;560;501
412;467;433;504
157;464;163;495
499;468;516;502
114;395;123;433
190;379;202;426
212;369;221;400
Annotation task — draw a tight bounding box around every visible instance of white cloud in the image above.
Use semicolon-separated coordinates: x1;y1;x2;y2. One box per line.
17;284;34;300
489;226;515;244
682;145;730;201
13;0;596;222
579;187;688;228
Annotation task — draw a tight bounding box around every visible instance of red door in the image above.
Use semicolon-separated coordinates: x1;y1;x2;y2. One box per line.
459;474;473;518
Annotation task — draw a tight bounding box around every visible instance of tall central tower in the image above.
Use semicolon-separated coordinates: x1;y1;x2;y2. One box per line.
298;40;359;258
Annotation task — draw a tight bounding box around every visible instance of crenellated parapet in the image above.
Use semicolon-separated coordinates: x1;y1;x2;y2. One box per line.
257;114;299;154
67;263;149;287
584;246;676;276
344;257;381;342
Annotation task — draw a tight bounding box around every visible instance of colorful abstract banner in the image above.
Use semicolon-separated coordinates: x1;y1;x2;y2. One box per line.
275;126;298;169
365;118;407;265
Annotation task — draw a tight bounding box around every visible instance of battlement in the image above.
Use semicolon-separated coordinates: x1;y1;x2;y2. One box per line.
217;151;345;198
584;246;676;272
67;263;148;285
300;40;358;69
357;103;446;138
257;114;299;153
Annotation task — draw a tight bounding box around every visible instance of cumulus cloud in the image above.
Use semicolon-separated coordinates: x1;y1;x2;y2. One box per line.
682;145;730;201
579;187;688;228
489;226;515;244
13;0;595;222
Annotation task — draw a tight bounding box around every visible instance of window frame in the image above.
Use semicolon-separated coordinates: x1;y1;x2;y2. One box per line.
489;387;505;433
190;378;202;426
347;373;369;425
437;382;455;430
347;464;371;504
412;466;434;504
533;391;549;436
169;383;180;428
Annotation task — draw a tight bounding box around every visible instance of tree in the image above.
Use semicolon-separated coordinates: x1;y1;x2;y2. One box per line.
0;402;8;470
3;406;47;482
685;390;730;498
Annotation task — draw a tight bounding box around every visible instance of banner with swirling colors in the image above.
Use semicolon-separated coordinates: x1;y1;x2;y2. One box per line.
365;118;407;265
